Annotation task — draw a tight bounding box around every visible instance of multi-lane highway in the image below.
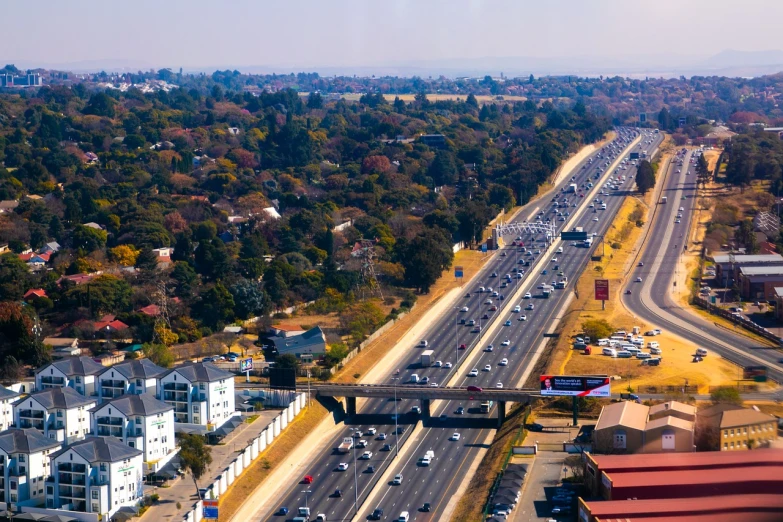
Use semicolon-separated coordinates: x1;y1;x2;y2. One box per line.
263;128;654;522
625;148;783;384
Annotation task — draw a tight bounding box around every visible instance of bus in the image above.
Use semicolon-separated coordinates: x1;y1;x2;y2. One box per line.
480;401;494;413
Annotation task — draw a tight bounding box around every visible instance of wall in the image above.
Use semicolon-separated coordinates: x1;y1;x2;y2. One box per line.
181;393;307;522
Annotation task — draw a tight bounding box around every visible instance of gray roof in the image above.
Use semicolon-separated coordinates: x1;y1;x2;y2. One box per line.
0;428;61;454
37;356;104;378
19;387;96;411
739;265;783;276
165;361;234;383
275;326;327;355
92;394;173;417
51;436;142;464
0;385;20;401
712;254;783;264
100;359;167;380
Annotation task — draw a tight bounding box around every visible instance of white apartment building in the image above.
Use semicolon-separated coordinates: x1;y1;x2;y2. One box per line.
90;394;176;472
35;356;105;397
0;386;20;431
160;362;236;430
0;428;61;511
14;388;96;444
46;436;143;518
96;359;166;401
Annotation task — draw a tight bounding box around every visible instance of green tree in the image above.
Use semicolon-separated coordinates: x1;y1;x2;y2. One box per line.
465;93;478;108
736;219;758;254
72;225;108;252
658;107;673;130
83;92;116;117
581;319;614;341
177;434;213;499
428;150;458;186
275;353;300;372
195;283;235;330
710;387;743;405
229;279;271;319
635;160;655;194
0;254;31;301
64;275;132;316
141;342;175;368
397;228;454;293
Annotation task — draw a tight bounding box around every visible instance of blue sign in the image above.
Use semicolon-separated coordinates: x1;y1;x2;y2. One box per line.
481;243;488;253
454;266;463;278
240;358;253;372
203;499;219;519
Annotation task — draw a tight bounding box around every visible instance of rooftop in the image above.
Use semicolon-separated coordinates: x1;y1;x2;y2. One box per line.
589;448;783;473
711;253;783;264
645;415;694;431
738;265;783;276
718;407;776;428
92;394;173;417
606;464;783;491
648;401;696;419
37;356;104;377
101;358;167;380
584;493;783;521
51;436;142;464
19;387;95;410
165;361;234;383
0;428;61;454
0;385;20;401
595;400;648;431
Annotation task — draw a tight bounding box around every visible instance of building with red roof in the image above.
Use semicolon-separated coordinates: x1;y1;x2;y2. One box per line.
23;288;48;300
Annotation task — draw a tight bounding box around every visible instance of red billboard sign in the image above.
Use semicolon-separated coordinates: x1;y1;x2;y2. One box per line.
595;279;609;300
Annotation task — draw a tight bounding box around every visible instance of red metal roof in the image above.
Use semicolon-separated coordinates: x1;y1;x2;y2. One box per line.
599;514;783;522
589;448;783;473
586;493;783;517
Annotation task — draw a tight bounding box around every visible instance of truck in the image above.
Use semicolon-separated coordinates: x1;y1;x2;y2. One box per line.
554;279;567;289
583;237;593;247
542;284;553;298
420;350;434;367
572;226;583;233
480;401;494;413
620;393;640;402
337;437;354;453
660;196;667;204
567;183;578;193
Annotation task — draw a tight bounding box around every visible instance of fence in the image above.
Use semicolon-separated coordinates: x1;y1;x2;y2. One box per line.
637;385;699;395
709;384;759;393
180;392;308;522
692;296;783;345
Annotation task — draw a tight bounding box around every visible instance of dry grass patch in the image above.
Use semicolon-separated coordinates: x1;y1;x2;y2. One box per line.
216;401;328;521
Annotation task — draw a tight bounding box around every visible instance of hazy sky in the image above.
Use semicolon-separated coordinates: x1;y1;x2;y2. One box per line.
3;0;782;70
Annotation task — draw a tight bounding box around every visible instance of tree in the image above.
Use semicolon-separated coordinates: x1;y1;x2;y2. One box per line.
83;92;116;118
72;225;108;252
109;245;140;266
0;254;31;301
635;160;655;194
710;387;743;405
581;319;614;341
275;353;300;371
142;342;175;367
195;283;235;330
397;228;454;293
658;107;673;131
696;153;711;187
428;150;458;186
466;94;478;108
229;279;271;319
178;434;213;499
736;219;758;254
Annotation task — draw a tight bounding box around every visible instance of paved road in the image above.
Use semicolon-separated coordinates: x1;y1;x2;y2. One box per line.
261;128;651;522
623;148;783;385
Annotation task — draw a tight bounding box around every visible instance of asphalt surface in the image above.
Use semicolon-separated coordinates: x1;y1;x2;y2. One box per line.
264;128;654;522
623;148;783;385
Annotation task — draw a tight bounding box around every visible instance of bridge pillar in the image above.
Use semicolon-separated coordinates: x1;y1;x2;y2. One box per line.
497;401;506;428
421;399;431;419
346;396;356;416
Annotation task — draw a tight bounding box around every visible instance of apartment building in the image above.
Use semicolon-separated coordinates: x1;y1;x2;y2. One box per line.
697;403;779;451
13;388;96;444
90;395;175;472
0;386;20;431
159;362;235;430
0;428;61;511
46;436;143;518
96;359;166;401
35;357;105;397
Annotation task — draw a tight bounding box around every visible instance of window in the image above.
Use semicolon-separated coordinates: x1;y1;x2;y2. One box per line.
10;494;16;502
92;503;99;512
730;429;734;436
10;481;17;489
76;376;81;383
661;429;675;450
199;383;205;390
129;441;134;448
135;417;142;424
18;455;25;463
723;430;728;438
613;430;626;449
92;490;99;500
730;441;734;448
47;486;53;495
99;463;107;472
743;427;747;434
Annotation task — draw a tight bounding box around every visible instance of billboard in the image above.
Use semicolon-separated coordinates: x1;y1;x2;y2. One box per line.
743;366;768;382
595;279;609;301
639;113;647;123
240;358;253;372
269;367;297;390
540;375;611;397
203;499;218;519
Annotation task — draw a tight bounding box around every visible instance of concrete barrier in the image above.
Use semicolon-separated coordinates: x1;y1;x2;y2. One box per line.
512;445;537;455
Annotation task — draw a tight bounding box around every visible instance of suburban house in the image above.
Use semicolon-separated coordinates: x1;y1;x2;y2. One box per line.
696;403;779;451
592;401;695;454
35;357;105;396
90;395;176;472
268;326;327;361
159;362;236;431
14;387;96;444
42;338;80;359
96;359;166;401
45;436;144;518
0;428;61;511
92;315;130;335
269;324;306;337
23;289;48;301
0;386;20;431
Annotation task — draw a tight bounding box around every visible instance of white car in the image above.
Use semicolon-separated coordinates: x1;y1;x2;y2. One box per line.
460;306;469;312
526;304;534;310
551;257;557;262
496;382;503;388
366;428;377;435
337;462;349;471
499;358;508;366
444;362;453;368
501;339;511;346
361;451;373;459
513;305;521;312
483;364;492;372
450;433;461;441
392;474;403;485
433;360;442;367
519;314;527;321
523;292;532;299
592;217;599;221
636;277;642;282
468;369;479;377
356;439;368;448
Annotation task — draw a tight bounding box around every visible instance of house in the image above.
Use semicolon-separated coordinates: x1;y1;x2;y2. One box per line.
0;200;19;213
222;326;243;334
227;127;240;135
90;395;176;472
39;242;61;255
23;289;48;301
57;273;100;286
159;362;236;431
19;251;51;269
92;315;130;334
592;400;695;454
14;387;96;443
83;222;104;230
696;403;779;451
418;134;446;147
0;386;20;431
46;436;144;517
710;253;783;286
42;338;80;359
268;326;327;361
138;304;160;317
84;152;99;164
35;357;105;396
269;324;306;338
0;428;61;510
96;359;166;401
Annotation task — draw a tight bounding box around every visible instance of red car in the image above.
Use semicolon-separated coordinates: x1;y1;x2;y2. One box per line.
466;386;483;392
459;343;467;350
302;475;314;484
489;305;498;311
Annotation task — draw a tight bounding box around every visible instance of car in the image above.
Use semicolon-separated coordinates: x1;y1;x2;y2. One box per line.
513;305;521;313
484;299;493;305
444;362;453;368
638;261;644;267
382;443;392;451
468;369;479;377
542;269;548;275
485;344;494;352
593;217;599;221
361;451;373;459
675;219;681;224
460;306;469;312
528;423;544;432
679;207;684;211
378;432;387;440
433;360;442;367
490;305;498;311
524;292;532;299
456;406;465;414
499;358;508;366
635;277;642;282
504;320;512;326
420;376;430;384
526;304;534;310
356;439;367;448
483;364;492;372
276;507;289;516
496;382;503;388
459;343;467;349
411;406;421;414
491;272;498;277
464;292;471;298
366;427;377;435
422;503;431;512
370;508;384;520
501;339;511;346
302;475;314;484
430;382;438;387
482;314;490;320
625;290;632;295
519;314;527;321
466;385;483;392
337;462;349;471
451;432;461;441
392;474;403;485
333;488;343;497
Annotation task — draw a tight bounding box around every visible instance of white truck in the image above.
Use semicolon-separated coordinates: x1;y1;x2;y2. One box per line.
567;183;578;193
420;350;434;367
583;237;593;247
337;437;353;454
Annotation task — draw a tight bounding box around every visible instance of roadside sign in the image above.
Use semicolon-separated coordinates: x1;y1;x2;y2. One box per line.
743;366;768;382
595;279;609;301
540;375;610;397
679;117;686;127
481;243;488;253
203;498;219;519
240;358;253;372
561;231;587;241
639;113;647;123
454;266;464;278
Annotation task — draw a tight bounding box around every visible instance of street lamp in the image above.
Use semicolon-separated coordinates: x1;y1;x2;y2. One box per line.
454;306;460;365
302;489;311;512
351;428;359;514
391;377;400;458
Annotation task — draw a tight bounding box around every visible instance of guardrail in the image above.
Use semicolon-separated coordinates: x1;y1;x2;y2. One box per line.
692;296;783;346
311;383;539;402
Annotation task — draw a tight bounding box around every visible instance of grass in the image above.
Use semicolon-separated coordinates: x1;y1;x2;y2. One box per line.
450;405;529;522
215;401;328;521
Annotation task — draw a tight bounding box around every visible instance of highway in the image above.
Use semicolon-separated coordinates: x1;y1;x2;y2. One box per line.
623;147;783;384
262;128;650;522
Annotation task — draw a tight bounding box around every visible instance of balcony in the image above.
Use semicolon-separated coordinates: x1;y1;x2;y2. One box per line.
163;382;189;392
58;463;86;474
96;426;123;437
96;416;124;426
18;419;44;430
58;474;86;486
18;409;45;419
40;376;65;386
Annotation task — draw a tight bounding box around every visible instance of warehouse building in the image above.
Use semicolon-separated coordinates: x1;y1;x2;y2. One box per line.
711;252;783;285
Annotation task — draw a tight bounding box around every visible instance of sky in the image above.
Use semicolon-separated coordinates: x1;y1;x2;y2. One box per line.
2;0;783;72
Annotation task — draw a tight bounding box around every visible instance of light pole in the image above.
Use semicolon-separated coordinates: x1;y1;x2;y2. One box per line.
391;377;399;458
302;489;311;512
352;428;359;514
454;307;459;366
307;370;311;408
